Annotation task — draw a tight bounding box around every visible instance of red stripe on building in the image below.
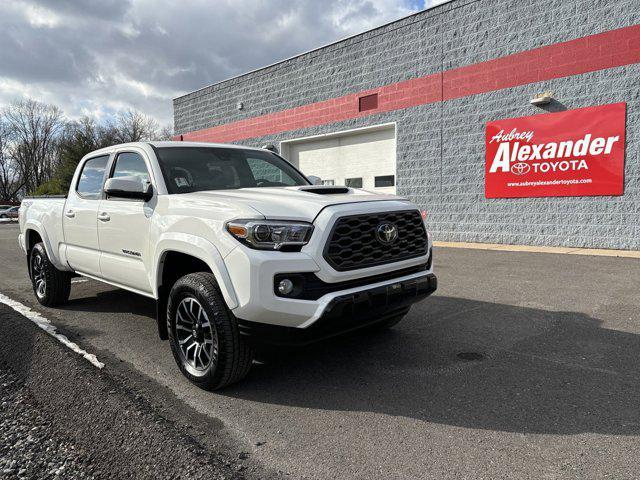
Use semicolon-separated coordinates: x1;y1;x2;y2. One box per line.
443;24;640;99
179;24;640;143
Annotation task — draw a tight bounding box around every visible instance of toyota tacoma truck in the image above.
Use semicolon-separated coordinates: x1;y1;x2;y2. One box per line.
19;142;436;389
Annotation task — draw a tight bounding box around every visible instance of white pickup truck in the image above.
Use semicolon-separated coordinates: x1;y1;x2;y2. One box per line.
19;142;436;389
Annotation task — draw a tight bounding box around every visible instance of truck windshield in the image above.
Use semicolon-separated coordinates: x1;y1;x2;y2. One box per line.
155;146;309;194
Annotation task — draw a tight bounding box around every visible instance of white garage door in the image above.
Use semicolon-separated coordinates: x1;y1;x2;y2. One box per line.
282;125;396;194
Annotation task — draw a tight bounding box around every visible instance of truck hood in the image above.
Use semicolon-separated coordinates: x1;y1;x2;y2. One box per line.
180;186;410;221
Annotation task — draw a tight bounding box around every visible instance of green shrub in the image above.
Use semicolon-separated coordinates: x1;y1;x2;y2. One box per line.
31;178;67;196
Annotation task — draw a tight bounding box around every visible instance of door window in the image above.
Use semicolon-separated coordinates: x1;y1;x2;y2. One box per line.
111;152;150;186
76;155;109;199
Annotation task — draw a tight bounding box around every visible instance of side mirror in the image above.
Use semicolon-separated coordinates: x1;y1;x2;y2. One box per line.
262;143;279;154
307;175;323;186
104;177;153;201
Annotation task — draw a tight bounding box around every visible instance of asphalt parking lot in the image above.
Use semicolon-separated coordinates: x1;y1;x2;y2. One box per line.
1;222;640;479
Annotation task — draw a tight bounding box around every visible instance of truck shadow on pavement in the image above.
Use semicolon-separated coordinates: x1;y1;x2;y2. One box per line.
225;295;640;436
65;288;156;317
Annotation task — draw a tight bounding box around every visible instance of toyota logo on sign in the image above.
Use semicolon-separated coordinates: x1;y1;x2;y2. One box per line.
376;223;398;245
510;162;530;175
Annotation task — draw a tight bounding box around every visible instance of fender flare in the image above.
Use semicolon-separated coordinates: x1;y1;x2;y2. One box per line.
23;220;68;272
153;233;238;310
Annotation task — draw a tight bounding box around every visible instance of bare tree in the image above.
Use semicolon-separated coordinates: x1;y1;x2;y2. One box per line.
3;99;65;194
54;116;118;187
1;100;167;197
112;109;159;143
156;124;175;141
0;119;23;201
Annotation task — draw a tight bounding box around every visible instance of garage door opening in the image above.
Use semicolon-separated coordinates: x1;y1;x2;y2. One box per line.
280;124;397;194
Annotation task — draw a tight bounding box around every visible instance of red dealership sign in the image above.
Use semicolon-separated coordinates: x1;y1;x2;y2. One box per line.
485;103;626;198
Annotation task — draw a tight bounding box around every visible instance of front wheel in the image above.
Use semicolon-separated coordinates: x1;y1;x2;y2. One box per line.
29;242;71;307
167;272;253;390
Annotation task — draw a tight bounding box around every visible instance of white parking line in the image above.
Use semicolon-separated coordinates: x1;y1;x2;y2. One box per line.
0;292;104;369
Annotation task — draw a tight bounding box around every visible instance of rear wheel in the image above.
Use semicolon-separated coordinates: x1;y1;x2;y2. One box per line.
29;242;71;307
167;272;253;390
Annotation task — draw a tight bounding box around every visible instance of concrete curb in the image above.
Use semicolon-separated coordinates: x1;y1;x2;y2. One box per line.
434;241;640;259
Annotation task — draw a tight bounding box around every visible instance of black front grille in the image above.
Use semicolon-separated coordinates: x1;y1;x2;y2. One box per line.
324;210;428;271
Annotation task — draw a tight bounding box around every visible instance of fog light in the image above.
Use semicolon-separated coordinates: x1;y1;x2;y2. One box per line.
277;278;294;295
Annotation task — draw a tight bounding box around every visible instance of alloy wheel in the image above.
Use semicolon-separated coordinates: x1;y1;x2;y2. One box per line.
32;252;46;299
175;296;218;374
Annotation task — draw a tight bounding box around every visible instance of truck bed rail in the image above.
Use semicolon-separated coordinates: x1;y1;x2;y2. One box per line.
22;195;67;199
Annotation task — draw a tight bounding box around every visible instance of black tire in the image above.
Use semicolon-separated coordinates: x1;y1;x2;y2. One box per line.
0;214;7;219
29;242;71;307
167;272;253;390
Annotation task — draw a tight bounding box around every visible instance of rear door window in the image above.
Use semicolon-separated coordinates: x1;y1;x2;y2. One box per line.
76;155;109;199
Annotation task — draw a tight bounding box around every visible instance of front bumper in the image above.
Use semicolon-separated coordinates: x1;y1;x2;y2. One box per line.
238;273;437;346
225;242;434;328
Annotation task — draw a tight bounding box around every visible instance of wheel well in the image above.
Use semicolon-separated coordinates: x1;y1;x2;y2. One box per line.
26;229;43;255
156;251;212;341
159;251;212;292
25;230;43;279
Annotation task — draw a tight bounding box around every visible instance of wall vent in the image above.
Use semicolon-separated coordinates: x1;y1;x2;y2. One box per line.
358;93;378;112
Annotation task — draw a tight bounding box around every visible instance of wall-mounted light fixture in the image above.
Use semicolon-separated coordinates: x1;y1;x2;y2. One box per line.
530;91;554;106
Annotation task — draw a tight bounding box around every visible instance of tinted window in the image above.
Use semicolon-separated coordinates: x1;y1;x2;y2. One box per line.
155;147;308;194
77;155;109;199
374;175;395;187
345;178;363;188
111;152;150;186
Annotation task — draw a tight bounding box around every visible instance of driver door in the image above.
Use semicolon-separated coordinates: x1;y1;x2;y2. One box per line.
97;150;155;294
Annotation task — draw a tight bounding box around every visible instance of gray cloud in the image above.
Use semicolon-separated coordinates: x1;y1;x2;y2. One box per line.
0;0;447;126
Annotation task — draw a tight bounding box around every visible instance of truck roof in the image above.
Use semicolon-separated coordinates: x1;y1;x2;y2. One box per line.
85;141;266;158
149;141;264;151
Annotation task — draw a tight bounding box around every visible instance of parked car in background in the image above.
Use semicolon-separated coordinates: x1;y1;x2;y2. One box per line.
0;206;19;219
19;141;436;389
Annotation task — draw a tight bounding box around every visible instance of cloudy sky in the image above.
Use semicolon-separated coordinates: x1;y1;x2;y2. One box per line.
1;0;447;128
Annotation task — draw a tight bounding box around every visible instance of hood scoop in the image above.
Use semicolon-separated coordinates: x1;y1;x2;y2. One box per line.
299;186;351;195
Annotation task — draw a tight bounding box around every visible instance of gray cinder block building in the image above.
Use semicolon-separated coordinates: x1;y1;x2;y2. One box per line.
173;0;640;250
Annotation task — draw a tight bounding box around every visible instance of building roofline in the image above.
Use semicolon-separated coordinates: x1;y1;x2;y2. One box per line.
173;0;456;102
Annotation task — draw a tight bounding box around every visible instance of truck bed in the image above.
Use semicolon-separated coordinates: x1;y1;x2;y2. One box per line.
19;197;67;267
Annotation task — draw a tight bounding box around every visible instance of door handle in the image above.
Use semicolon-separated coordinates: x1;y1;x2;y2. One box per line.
97;212;110;222
65;210;75;218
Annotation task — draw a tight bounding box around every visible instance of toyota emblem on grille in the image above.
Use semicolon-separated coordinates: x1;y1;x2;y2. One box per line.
376;223;398;245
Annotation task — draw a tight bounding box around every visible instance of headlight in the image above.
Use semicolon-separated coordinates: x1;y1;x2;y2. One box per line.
226;219;314;251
